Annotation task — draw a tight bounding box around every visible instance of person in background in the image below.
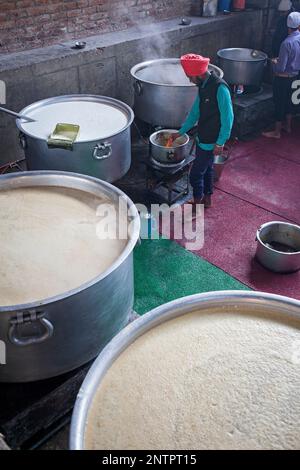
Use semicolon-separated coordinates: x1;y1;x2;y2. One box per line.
263;11;300;138
173;54;234;210
271;0;294;59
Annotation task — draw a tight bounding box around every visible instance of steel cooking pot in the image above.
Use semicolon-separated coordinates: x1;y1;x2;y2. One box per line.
131;58;224;128
217;48;268;87
70;291;300;450
0;171;140;382
16;95;134;183
256;221;300;273
150;129;189;164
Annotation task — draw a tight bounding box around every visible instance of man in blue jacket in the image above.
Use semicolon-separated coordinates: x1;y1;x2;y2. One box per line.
264;11;300;138
174;54;234;210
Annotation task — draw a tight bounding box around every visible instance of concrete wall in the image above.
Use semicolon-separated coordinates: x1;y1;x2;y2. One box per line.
0;10;264;165
0;0;193;53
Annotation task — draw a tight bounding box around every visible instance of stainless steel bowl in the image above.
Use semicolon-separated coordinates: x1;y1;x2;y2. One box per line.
256;221;300;273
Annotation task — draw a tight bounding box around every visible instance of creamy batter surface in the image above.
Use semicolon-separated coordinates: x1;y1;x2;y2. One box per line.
85;309;300;450
21;101;128;141
0;186;127;306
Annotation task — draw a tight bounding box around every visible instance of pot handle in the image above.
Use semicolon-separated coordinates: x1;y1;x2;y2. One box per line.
8;311;54;347
255;225;263;241
167;150;175;161
133;80;143;96
93;142;112;160
19;132;27;150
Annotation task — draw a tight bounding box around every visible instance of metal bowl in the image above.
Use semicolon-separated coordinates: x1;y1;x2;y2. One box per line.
256;221;300;273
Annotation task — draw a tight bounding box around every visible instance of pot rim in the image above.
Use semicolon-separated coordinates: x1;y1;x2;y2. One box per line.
256;221;300;256
130;58;224;87
217;48;268;63
16;95;134;143
0;170;140;312
150;129;189;149
69;290;300;450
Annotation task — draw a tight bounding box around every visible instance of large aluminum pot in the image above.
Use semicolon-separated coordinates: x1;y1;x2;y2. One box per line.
70;291;300;450
0;171;140;382
16;95;134;183
256;221;300;273
150;129;189;164
131;58;224;128
217;48;268;87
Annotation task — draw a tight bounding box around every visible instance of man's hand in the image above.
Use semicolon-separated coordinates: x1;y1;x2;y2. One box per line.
171;132;181;141
272;58;278;65
213;144;224;156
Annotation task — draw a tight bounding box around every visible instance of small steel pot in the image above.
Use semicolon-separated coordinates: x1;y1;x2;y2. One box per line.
255;221;300;273
150;129;189;164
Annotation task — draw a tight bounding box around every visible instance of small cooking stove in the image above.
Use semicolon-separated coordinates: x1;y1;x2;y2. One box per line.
144;153;195;205
135;122;195;205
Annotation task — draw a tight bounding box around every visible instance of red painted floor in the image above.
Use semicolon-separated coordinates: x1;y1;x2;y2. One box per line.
216;145;300;223
170;124;300;300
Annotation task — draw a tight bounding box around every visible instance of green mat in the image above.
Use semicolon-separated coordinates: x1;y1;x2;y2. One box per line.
134;238;249;315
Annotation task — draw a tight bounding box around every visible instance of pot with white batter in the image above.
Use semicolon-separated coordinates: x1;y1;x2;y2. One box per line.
70;291;300;450
0;171;140;382
16;95;134;183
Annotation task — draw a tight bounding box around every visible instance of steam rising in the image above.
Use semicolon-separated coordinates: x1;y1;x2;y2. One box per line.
135;63;195;86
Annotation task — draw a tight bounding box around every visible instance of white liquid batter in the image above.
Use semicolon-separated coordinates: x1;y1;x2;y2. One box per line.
20;101;128;141
85;308;300;450
0;186;127;306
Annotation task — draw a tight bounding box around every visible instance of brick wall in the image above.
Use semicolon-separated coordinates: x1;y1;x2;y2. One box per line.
0;0;193;53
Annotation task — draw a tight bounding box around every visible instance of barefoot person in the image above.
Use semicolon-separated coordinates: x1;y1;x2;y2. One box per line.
172;54;234;210
263;11;300;139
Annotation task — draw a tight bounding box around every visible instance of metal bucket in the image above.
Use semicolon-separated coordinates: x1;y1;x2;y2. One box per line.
256;221;300;273
214;153;229;181
70;290;300;449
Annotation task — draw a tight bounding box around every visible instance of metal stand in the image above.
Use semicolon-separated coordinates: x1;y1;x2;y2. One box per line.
144;143;195;205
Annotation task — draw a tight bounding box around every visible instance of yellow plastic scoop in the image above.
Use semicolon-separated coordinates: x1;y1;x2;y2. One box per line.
47;123;80;150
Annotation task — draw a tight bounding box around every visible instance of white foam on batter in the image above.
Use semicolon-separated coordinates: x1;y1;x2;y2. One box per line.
85;308;300;450
20;101;128;141
0;186;128;306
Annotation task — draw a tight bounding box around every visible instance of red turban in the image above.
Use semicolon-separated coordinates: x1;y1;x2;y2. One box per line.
180;54;210;76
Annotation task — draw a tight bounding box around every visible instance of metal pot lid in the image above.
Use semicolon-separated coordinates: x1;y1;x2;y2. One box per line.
131;58;223;87
17;95;134;143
